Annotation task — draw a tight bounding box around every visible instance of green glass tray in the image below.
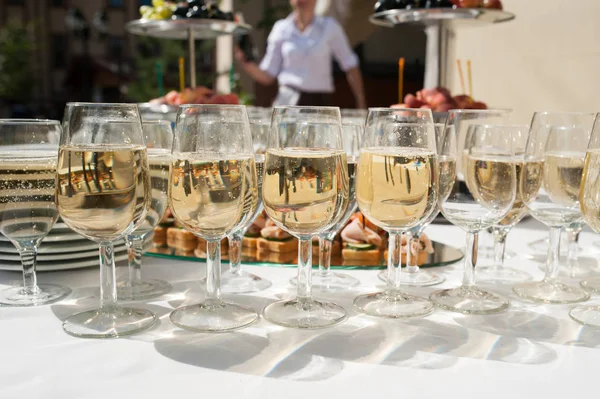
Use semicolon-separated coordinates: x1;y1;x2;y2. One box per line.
145;240;463;270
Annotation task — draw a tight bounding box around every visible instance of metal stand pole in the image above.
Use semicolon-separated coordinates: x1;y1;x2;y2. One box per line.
188;27;196;89
424;21;455;89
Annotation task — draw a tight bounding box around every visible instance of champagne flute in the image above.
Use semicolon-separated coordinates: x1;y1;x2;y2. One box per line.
571;112;600;327
289;120;362;291
262;106;350;328
354;108;438;318
0;119;72;306
57;103;156;338
474;125;533;283
218;106;272;294
431;109;515;315
377;123;448;287
117;120;173;301
513;112;594;303
169;105;259;332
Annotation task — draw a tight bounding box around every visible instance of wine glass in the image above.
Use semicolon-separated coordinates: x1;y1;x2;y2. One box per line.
377;123;447;287
218;106;272;294
473;124;533;283
117;120;173;301
571;112;600;327
289;120;362;291
430;109;515;315
57;103;156;338
513;112;594;303
354;108;438;318
262;106;350;328
169;105;259;332
0;119;72;306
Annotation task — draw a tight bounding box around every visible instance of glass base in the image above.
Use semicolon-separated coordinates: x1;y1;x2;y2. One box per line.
170;300;258;333
62;306;156;339
580;276;600;294
476;266;532;284
289;272;360;291
354;290;434;319
262;298;347;329
430;286;509;315
219;270;272;294
117;279;172;301
0;283;71;307
377;269;445;287
513;280;590;304
570;304;600;329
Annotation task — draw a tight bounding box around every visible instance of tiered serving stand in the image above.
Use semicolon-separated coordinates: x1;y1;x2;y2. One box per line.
370;7;515;87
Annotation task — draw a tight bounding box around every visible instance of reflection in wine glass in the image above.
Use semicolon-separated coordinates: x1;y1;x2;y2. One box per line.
378;123;447;287
475;125;533;284
168;105;259;332
218;106;272;294
430;109;515;315
571;112;600;328
262;106;350;328
57;103;155;338
354;108;438;318
0;119;72;306
117;120;173;301
290;121;362;291
513;112;594;304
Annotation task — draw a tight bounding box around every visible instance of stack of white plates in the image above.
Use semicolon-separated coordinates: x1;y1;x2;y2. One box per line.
0;222;152;272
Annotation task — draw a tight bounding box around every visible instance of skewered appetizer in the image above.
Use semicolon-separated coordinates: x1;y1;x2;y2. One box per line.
393;87;487;112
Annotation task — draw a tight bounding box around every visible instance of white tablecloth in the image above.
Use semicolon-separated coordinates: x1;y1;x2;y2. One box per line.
1;219;599;399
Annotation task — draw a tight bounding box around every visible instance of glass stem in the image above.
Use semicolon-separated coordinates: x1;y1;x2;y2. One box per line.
99;241;117;309
297;238;312;301
386;232;402;293
462;231;478;288
206;239;222;302
545;227;562;283
406;231;420;274
318;236;333;278
126;235;144;286
567;228;580;272
19;247;40;295
228;231;244;276
492;227;508;269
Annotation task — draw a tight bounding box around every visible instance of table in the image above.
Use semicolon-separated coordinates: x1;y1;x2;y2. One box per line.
1;220;599;399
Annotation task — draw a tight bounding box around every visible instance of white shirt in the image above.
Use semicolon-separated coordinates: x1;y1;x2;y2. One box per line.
259;14;359;93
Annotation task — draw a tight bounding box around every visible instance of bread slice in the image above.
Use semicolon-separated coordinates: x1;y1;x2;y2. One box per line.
242;235;260;248
257;237;298;253
166;227;197;251
256;249;296;264
342;248;381;261
196;238;229;254
152;225;168;247
312;240;341;256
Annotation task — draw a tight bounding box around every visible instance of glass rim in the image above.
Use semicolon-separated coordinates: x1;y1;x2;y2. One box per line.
178;104;246;110
65;102;139;108
532;110;597;117
447;109;510;114
272;105;340;111
142;119;172;125
0;118;60;125
368;107;431;112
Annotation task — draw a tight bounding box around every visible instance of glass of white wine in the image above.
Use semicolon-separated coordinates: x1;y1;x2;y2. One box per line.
513;112;594;304
217;106;272;294
431;109;515;315
0;119;72;306
571;112;600;327
354;108;438;318
377;123;448;287
57;103;156;338
262;106;350;328
474;124;533;284
169;104;259;332
117;120;173;301
289;120;362;291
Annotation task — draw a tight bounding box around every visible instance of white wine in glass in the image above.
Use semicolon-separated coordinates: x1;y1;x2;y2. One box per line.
0;119;72;306
513;112;594;304
262;106;350;329
57;103;155;339
168;104;259;333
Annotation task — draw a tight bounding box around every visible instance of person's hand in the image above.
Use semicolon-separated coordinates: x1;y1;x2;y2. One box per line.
234;46;247;64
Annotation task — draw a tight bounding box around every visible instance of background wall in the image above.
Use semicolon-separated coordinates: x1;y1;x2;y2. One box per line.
448;0;600;124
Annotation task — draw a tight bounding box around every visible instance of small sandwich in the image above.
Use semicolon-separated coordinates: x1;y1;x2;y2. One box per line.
166;226;197;252
341;213;386;262
257;248;297;264
152;208;174;248
243;212;267;248
312;235;341;257
257;218;298;253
